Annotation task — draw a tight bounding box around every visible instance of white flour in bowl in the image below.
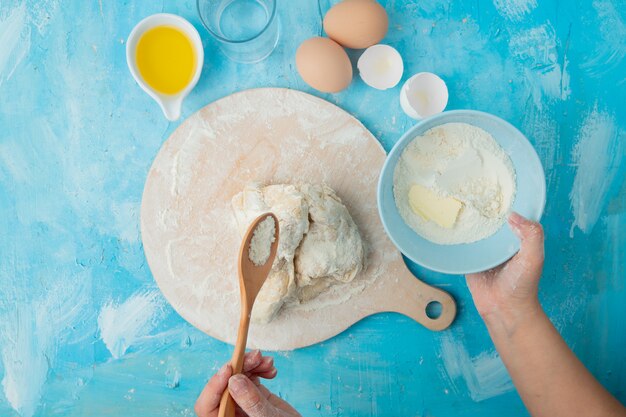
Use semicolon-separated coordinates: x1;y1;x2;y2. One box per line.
393;122;516;244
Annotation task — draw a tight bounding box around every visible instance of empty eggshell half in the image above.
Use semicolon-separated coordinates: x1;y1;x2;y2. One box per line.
357;44;403;90
323;0;388;49
296;37;353;93
400;72;448;119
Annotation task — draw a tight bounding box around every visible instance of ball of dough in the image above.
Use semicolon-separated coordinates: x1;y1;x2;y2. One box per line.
294;184;365;295
232;184;309;323
231;183;366;324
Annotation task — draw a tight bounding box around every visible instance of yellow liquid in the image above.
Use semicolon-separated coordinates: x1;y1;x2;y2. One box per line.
136;26;196;95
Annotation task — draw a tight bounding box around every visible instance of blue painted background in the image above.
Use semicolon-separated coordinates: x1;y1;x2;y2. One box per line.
1;0;625;416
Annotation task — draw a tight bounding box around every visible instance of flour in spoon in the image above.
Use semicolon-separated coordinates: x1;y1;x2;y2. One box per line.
248;216;276;266
393;123;516;244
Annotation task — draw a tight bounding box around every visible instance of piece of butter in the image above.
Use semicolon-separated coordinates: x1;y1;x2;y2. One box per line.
408;184;463;229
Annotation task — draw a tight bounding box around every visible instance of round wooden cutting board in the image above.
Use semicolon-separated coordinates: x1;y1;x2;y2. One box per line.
141;88;456;351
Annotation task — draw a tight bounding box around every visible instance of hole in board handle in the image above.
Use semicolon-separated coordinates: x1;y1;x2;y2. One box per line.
425;301;443;319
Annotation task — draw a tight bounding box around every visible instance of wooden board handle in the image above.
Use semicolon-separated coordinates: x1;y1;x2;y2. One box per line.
390;266;457;331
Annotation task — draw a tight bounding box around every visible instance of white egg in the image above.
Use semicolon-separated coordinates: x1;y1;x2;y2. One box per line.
400;72;448;119
357;44;403;90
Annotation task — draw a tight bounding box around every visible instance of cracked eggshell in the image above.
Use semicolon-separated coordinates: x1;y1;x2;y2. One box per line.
400;72;448;119
296;37;353;93
323;0;389;49
357;44;403;90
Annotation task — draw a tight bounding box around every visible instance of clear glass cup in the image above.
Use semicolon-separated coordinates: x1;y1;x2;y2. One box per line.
197;0;279;64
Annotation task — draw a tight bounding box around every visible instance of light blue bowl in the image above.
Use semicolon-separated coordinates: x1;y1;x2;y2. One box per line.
377;110;546;275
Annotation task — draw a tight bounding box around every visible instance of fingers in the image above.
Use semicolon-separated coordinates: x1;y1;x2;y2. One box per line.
249;376;274;399
229;374;278;417
509;212;544;262
508;212;545;280
243;353;277;380
242;350;263;372
254;368;278;380
195;363;232;417
194;352;277;417
246;356;275;375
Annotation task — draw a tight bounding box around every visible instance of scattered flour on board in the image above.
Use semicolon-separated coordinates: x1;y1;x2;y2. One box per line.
147;88;391;348
248;216;276;266
393;123;516;244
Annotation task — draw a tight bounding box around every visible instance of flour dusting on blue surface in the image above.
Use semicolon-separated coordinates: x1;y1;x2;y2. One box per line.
0;4;29;87
492;0;538;21
569;104;624;236
98;290;165;359
0;0;625;416
0;277;92;417
581;0;626;77
509;22;571;107
439;332;514;402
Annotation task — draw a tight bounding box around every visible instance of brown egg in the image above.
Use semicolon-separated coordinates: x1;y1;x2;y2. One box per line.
296;37;353;93
323;0;389;49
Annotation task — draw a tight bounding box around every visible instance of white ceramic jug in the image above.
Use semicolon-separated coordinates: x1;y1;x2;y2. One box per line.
126;14;204;121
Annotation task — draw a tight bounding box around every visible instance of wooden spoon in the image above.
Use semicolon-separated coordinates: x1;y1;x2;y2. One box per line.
218;212;280;417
